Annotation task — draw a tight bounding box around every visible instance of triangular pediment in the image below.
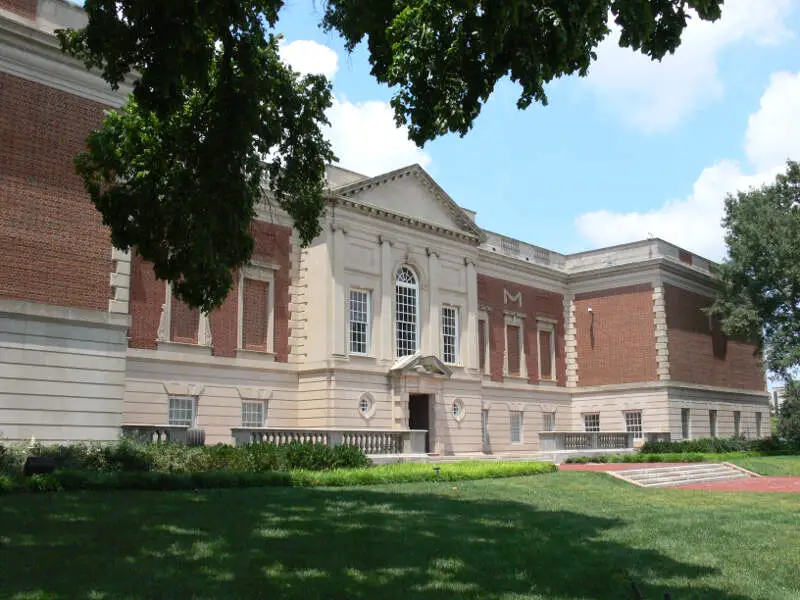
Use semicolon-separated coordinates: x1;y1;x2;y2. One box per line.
331;165;482;238
389;353;453;378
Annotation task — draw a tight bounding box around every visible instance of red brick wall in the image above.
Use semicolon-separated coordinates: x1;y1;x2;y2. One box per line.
665;284;764;390
170;297;199;344
478;319;487;372
0;0;36;19
128;222;292;361
0;73;112;312
573;285;657;386
506;325;521;376
477;274;565;385
243;279;269;351
539;329;553;379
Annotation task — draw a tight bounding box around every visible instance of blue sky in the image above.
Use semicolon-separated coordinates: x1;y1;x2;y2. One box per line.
273;0;800;259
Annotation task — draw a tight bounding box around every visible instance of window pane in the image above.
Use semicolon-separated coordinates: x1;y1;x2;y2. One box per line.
349;289;370;354
396;268;418;357
734;411;741;437
510;411;523;443
442;306;459;364
625;411;643;440
478;320;487;372
543;412;556;432
243;278;269;351
507;325;521;376
168;396;194;427
681;408;691;439
170;295;199;344
709;410;718;437
583;413;600;432
539;329;553;379
241;401;264;427
481;409;489;445
755;412;762;437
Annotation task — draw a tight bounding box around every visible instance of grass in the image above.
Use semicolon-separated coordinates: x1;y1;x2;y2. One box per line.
1;471;799;599
729;455;800;476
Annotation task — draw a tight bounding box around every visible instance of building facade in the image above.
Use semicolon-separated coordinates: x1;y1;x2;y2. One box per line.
0;0;770;454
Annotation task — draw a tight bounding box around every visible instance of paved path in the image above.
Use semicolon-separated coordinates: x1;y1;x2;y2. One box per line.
559;462;800;493
678;477;800;493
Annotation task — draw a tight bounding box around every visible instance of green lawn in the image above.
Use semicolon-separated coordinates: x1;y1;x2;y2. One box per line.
730;455;800;476
1;472;799;600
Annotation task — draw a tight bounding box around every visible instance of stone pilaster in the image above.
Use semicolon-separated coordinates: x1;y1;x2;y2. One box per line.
108;248;131;314
564;295;578;387
464;257;478;371
378;236;394;362
653;286;670;380
288;230;307;362
331;225;347;357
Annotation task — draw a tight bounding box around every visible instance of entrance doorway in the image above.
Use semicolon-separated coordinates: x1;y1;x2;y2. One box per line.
408;394;431;453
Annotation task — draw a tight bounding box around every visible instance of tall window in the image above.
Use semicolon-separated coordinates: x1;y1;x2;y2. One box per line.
242;401;265;428
242;278;270;351
709;410;718;437
441;306;459;364
395;267;418;357
755;412;762;438
168;396;195;427
481;409;489;445
349;289;371;355
478;318;488;373
510;411;523;443
537;322;555;381
625;411;643;440
506;325;521;376
543;411;556;432
681;408;691;440
583;413;600;433
734;411;741;437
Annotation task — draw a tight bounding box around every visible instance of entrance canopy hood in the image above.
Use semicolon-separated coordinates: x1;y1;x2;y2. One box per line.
389;353;452;377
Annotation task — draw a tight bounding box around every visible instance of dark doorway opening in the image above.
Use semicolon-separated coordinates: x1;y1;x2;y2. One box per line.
408;394;431;453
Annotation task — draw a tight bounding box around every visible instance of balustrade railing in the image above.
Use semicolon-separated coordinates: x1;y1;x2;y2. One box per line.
538;431;634;451
122;425;188;444
231;427;425;456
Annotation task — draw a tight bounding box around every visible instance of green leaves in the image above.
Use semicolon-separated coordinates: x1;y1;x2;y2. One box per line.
710;161;800;377
61;0;723;309
322;0;723;145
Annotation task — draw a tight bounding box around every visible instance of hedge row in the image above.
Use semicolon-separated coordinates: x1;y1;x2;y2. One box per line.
564;451;760;464
0;439;370;475
0;460;557;493
640;436;797;455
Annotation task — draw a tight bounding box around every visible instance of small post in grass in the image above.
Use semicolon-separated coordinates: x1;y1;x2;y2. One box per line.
433;466;441;480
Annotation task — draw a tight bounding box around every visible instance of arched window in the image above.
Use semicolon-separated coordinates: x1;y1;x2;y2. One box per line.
395;266;419;357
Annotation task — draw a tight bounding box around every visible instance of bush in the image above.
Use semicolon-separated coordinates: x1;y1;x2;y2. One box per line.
244;443;281;472
0;473;13;493
640;436;796;455
331;444;372;470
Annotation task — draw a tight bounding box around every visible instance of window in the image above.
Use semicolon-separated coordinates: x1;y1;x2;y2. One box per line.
756;412;762;438
506;325;521;376
168;396;195;427
451;399;465;421
395;267;419;357
441;306;459;364
583;413;600;433
242;278;270;351
709;410;718;437
510;411;523;443
543;411;556;432
537;324;555;380
478;318;489;373
681;408;691;440
242;401;265;428
237;266;275;354
625;411;643;440
481;409;489;445
157;283;210;346
349;289;371;355
734;411;741;437
358;393;374;419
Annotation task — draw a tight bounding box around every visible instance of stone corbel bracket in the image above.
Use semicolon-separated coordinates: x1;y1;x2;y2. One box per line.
162;382;206;397
237;387;273;401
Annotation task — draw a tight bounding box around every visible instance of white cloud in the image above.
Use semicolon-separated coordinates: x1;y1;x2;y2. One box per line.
584;0;793;132
576;70;800;260
279;40;339;79
278;39;430;175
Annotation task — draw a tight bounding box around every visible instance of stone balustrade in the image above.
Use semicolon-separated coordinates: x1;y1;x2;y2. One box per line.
538;431;634;451
122;425;188;444
643;432;672;443
231;427;428;456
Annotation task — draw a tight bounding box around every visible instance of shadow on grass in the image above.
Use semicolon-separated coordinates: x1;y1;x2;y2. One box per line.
0;484;749;600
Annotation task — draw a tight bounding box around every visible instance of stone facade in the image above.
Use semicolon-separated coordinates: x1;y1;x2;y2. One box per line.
0;0;771;451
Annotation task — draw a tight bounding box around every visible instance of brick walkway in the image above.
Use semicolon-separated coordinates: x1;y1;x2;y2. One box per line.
678;477;800;492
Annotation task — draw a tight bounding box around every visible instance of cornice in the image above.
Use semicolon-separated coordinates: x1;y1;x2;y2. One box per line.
0;12;133;106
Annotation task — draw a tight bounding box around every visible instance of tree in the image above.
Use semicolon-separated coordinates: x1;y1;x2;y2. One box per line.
59;0;724;311
709;161;800;378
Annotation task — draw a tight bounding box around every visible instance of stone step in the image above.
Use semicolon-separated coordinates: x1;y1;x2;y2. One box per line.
640;473;749;488
608;462;755;488
620;464;730;476
622;465;734;480
625;468;738;482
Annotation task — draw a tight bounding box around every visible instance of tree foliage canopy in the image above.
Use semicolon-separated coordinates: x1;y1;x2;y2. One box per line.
709;161;800;377
59;0;723;311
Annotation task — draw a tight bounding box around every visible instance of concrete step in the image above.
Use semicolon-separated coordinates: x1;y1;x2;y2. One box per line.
608;462;755;488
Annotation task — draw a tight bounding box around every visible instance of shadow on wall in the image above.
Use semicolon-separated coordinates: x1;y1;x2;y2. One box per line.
0;485;752;600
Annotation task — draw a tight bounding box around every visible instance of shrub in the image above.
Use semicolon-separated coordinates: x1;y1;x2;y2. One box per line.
244;443;281;472
330;444;372;469
640;436;796;455
0;443;28;475
281;441;336;471
26;473;62;493
0;473;13;493
102;439;153;472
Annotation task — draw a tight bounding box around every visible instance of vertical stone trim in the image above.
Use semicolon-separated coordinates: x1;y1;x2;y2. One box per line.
564;295;578;387
288;230;307;363
653;285;670;380
108;248;131;314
